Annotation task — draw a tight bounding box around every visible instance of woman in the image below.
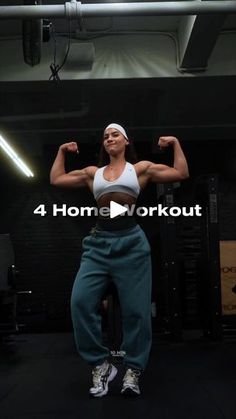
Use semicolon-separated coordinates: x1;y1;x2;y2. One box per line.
50;123;189;398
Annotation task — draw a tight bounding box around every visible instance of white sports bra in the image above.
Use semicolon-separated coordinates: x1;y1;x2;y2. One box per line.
93;162;140;201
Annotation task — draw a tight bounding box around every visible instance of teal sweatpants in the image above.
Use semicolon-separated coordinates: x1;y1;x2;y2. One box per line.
70;224;152;371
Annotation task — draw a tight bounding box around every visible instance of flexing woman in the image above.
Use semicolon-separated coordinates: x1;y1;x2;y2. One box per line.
50;123;189;398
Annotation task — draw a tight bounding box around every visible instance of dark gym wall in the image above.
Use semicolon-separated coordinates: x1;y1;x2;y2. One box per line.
0;138;235;330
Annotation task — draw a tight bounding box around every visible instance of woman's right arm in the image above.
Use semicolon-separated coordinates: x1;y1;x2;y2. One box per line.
50;142;97;188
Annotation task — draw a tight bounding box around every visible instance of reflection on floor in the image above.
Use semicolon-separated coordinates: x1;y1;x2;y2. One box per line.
0;333;236;419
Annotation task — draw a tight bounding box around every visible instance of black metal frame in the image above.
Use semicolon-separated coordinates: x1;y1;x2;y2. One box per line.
155;175;222;341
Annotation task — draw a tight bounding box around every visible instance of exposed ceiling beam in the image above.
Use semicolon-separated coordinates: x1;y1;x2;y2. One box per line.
178;7;227;71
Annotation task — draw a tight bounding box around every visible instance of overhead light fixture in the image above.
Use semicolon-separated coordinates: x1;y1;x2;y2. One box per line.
0;133;34;177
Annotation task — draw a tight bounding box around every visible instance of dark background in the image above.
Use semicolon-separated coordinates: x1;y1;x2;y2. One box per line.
0;108;236;331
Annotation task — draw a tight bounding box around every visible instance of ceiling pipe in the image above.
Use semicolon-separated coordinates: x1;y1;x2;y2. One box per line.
0;1;236;20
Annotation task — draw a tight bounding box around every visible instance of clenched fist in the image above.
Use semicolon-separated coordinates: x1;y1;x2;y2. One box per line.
60;142;79;154
158;136;178;150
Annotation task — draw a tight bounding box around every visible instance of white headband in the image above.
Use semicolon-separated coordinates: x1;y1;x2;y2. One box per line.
104;123;128;140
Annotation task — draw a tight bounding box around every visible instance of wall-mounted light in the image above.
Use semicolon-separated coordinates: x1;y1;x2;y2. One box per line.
0;133;34;177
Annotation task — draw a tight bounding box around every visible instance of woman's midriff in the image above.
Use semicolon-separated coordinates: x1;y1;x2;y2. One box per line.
97;192;136;209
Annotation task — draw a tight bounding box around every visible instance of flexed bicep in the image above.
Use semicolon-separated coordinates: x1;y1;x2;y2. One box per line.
147;163;185;183
51;169;87;188
50;141;97;189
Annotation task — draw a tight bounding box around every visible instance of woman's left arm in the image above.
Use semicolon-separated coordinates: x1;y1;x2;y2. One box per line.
138;136;189;183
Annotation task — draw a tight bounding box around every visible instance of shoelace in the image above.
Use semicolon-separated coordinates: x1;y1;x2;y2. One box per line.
92;364;108;386
124;369;141;385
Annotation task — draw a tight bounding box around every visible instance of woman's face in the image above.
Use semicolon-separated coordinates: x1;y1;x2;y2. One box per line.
103;128;128;156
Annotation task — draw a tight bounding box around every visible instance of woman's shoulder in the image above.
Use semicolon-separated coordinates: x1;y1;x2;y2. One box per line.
84;166;99;179
133;160;152;176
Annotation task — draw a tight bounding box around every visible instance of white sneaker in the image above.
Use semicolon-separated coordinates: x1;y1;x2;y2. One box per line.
121;368;141;396
89;360;118;397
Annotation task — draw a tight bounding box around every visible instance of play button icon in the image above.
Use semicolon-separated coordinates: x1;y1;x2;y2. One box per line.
110;201;128;218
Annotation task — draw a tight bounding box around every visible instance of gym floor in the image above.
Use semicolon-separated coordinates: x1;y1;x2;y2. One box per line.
0;333;235;419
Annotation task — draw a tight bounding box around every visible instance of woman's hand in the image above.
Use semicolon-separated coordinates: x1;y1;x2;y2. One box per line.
158;136;178;150
60;141;79;154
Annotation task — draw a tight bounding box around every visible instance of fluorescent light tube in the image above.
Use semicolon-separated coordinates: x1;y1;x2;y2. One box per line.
0;133;34;177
